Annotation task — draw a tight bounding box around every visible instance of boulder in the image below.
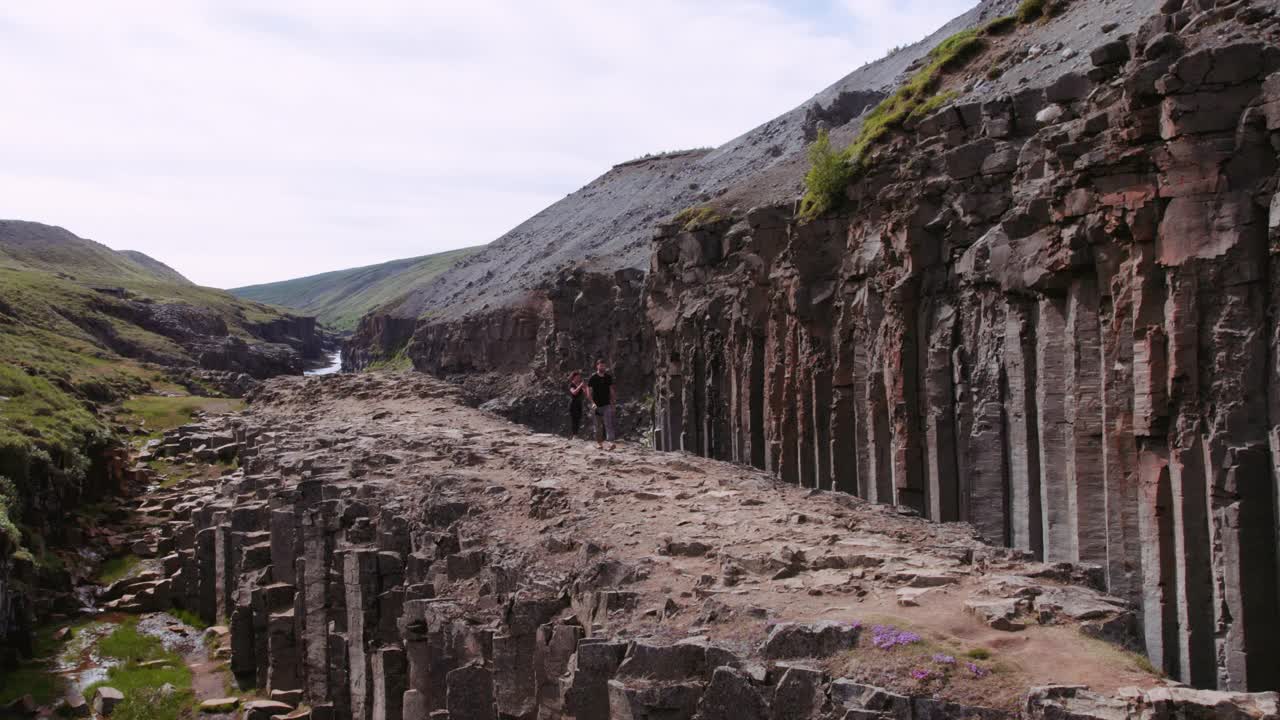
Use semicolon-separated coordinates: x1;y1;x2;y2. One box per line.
616;639;708;682
199;697;240;713
93;687;125;716
760;621;861;659
964;597;1028;631
242;699;294;720
694;667;766;720
63;691;90;718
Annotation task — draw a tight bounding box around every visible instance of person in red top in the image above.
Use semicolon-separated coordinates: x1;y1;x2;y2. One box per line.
586;358;617;450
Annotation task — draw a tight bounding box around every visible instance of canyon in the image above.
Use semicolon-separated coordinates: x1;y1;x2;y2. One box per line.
337;0;1280;699
5;0;1280;715
96;373;1278;719
0;221;330;683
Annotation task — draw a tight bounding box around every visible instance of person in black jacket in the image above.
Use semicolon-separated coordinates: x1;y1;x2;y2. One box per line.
567;370;586;438
586;358;617;450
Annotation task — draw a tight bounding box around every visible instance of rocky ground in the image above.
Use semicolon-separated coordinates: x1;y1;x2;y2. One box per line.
75;372;1279;720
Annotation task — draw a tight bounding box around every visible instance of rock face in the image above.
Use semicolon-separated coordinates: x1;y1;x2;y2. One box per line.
646;2;1280;693
346;267;653;425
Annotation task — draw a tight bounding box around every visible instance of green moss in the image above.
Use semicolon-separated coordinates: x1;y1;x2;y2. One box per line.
0;476;21;549
98;554;142;585
672;206;724;232
965;647;993;660
799;28;989;221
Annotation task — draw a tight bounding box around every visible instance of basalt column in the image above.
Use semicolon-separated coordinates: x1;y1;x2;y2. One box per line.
641;26;1280;690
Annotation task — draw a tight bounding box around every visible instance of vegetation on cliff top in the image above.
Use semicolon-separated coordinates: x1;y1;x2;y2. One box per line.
798;6;1059;221
230;245;482;333
673;206;726;232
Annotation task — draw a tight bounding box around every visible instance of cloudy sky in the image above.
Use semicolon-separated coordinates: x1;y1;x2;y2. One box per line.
0;1;974;288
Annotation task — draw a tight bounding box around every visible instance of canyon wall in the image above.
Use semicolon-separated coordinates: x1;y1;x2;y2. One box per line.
646;10;1280;692
346;268;652;399
0;437;133;664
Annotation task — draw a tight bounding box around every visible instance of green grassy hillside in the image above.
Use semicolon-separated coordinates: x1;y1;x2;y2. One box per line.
230;246;480;332
0;221;315;565
116;250;191;285
0;221;188;286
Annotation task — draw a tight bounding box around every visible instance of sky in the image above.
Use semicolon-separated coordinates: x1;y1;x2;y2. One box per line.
0;1;975;289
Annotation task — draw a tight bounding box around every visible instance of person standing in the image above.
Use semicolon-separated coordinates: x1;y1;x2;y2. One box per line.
568;370;586;438
586;358;617;450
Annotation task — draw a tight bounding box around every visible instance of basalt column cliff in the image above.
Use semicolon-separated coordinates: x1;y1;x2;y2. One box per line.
647;2;1280;692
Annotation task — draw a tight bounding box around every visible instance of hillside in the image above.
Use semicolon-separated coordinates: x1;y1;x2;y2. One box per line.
344;0;1037;376
229;246;479;332
116;250;192;285
368;0;1035;323
0;221;324;389
0;219;325;515
0;221;193;286
0;220;331;666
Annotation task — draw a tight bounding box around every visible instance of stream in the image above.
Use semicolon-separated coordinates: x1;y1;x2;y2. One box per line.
305;350;342;376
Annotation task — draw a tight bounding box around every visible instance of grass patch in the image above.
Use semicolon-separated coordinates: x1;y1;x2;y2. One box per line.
86;666;193;720
97;618;165;663
964;647;992;660
1017;0;1045;22
116;396;244;437
0;245;298;569
170;608;209;632
98;554;143;585
366;351;413;373
798;28;989;220
828;620;1015;710
147;458;200;489
0;665;64;707
672;206;724;232
0;619;102;706
984;14;1018;34
84;617;196;719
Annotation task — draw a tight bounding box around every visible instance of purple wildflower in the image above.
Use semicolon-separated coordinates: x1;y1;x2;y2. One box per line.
967;662;989;678
932;654;956;665
870;625;922;650
910;668;932;681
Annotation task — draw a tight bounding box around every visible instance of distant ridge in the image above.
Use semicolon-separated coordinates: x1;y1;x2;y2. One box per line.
229;245;481;332
117;250;192;285
0;219;192;285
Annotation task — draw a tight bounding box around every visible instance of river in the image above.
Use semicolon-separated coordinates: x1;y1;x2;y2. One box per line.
306;351;342;376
